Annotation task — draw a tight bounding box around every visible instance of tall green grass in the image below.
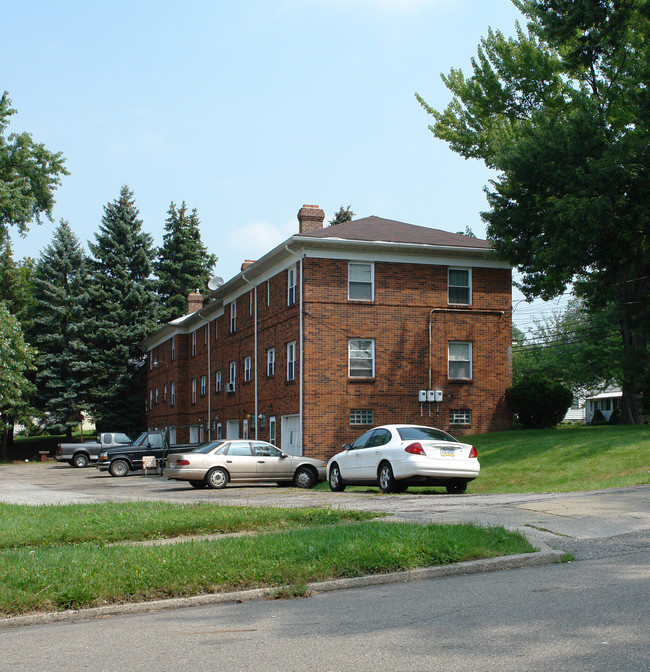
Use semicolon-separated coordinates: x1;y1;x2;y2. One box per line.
469;425;650;493
0;519;534;615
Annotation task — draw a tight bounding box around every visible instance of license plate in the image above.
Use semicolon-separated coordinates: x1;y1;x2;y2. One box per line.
440;448;455;457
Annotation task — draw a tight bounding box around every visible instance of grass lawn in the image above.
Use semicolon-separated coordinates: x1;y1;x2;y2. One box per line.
315;425;650;495
0;502;534;616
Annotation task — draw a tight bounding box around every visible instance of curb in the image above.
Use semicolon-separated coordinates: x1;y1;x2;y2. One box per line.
0;546;565;630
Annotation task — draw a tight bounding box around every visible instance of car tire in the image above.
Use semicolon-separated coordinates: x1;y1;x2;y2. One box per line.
293;466;316;489
72;453;89;468
378;462;398;494
206;467;229;490
189;480;207;489
328;463;346;492
446;480;468;494
109;459;129;477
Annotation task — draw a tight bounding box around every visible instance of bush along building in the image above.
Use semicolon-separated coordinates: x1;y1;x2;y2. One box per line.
143;205;512;461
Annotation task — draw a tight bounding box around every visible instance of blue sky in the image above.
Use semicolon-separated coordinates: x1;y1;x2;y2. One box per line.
4;0;567;329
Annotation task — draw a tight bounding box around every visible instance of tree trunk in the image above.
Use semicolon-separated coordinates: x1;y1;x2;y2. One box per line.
617;268;647;424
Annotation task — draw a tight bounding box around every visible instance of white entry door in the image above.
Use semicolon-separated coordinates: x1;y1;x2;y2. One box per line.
281;415;301;456
226;420;239;439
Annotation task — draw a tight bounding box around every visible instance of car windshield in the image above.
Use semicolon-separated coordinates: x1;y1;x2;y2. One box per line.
397;426;459;443
132;432;148;447
194;441;226;454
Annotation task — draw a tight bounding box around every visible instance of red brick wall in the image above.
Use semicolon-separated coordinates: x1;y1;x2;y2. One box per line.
301;258;512;461
145;257;511;459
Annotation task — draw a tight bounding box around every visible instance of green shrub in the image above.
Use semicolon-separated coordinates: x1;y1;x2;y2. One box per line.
506;376;573;429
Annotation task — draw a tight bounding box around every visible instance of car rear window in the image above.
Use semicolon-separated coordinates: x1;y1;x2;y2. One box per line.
195;441;225;454
397;426;459;443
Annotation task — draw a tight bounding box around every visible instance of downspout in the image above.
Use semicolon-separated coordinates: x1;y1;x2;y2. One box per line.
242;273;258;439
196;310;212;441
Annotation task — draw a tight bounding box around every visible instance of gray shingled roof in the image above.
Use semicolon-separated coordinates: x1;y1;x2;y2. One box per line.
296;215;490;249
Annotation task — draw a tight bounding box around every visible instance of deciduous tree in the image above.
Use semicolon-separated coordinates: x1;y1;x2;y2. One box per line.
417;0;649;422
0;302;35;460
0;92;68;239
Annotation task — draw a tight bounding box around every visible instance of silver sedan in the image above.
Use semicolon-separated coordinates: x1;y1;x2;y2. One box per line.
163;440;327;489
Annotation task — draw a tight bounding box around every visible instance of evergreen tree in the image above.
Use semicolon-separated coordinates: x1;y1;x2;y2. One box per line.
329;205;354;227
153;202;216;323
87;186;157;433
29;221;92;439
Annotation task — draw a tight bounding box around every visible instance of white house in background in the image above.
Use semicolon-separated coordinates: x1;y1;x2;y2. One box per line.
563;387;623;424
585;388;622;424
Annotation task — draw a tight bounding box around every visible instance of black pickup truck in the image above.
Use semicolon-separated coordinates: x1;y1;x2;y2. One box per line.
96;430;192;477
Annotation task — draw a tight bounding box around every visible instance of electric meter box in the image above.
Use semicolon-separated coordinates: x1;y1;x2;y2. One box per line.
418;390;427;402
434;390;443;402
426;390;436;402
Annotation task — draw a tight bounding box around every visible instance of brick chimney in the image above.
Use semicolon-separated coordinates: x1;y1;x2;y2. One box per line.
297;204;325;233
187;291;203;314
241;259;256;271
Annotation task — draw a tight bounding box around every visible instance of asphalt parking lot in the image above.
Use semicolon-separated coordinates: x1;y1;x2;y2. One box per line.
2;461;649;552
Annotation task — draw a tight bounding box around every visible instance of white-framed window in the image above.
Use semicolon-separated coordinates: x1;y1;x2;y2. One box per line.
267;347;276;376
448;268;471;305
287;265;297;305
230;302;237;332
348;338;375;378
155;387;159;405
171;382;175;406
216;422;222;440
215;370;222;393
244;356;252;382
191;331;197;356
269;416;276;445
191;378;197;403
287;341;297;381
200;375;207;397
168;427;177;444
348;262;374;301
229;361;237;386
171;336;176;361
190;426;199;444
450;409;471;425
163;383;167;402
448;342;472;379
350;409;374;425
149;389;153;410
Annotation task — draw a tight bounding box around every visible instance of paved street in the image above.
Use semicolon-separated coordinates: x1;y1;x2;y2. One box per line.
0;463;648;671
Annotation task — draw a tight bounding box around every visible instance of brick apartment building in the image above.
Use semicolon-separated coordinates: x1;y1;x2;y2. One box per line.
142;205;512;461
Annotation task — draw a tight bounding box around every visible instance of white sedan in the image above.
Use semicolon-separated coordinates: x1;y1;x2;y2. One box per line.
327;425;479;494
164;440;327;489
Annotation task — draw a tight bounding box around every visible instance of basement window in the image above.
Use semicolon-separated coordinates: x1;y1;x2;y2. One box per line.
350;409;374;425
449;409;471;425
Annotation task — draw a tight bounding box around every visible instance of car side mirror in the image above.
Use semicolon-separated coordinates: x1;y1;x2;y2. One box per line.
280;452;288;459
342;443;352;451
